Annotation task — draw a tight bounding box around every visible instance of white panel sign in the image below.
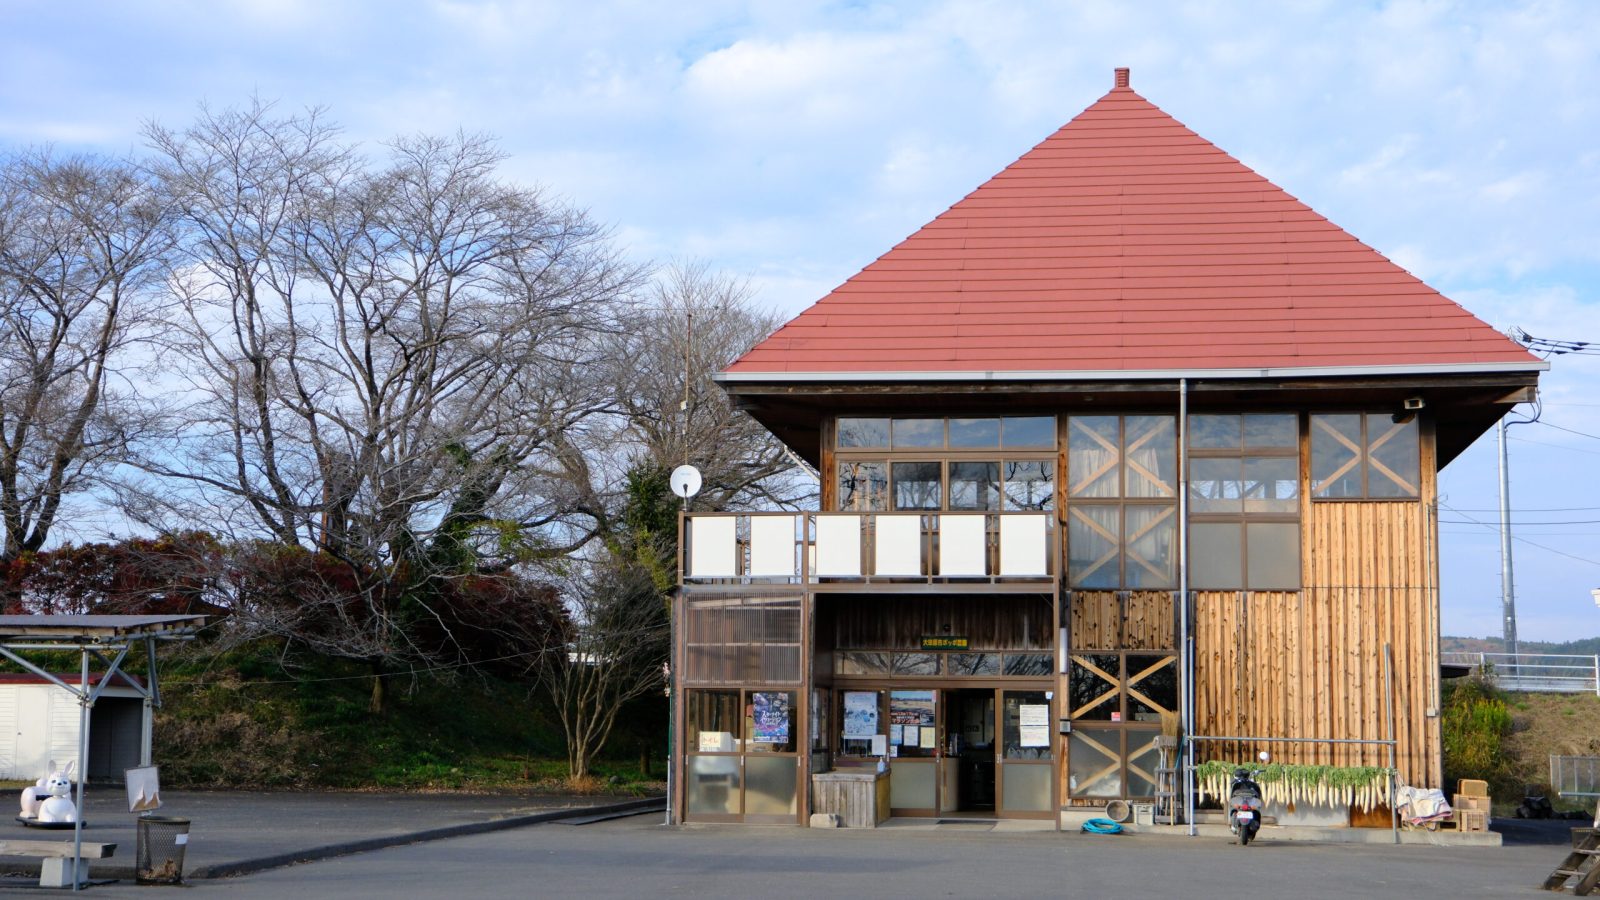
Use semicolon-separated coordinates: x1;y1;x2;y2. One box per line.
873;514;923;577
748;515;798;577
688;516;738;578
939;515;987;577
999;514;1048;576
814;515;863;577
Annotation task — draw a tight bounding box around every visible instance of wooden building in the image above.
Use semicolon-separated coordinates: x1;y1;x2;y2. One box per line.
671;68;1544;826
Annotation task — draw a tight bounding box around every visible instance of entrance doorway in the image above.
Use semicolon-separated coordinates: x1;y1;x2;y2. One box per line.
944;689;995;814
836;685;1055;819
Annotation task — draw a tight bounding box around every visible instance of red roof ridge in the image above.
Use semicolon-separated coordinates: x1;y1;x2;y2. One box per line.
727;67;1542;379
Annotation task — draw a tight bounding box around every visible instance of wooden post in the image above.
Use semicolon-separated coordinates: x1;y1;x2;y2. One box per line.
1385;643;1397;845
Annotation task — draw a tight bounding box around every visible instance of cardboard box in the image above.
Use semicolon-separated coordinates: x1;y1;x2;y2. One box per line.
1458;779;1489;797
1458;809;1489;832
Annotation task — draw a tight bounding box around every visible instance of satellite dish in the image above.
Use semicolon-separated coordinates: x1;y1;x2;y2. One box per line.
670;465;702;499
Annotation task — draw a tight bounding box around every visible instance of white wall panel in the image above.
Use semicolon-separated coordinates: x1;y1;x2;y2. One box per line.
814;515;862;577
939;515;987;577
688;516;738;578
748;515;798;577
999;514;1049;576
873;514;923;577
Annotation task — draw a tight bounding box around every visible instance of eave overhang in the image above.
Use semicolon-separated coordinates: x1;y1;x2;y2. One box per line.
720;365;1543;472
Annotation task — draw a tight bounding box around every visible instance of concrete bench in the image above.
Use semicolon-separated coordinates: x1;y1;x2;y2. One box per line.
0;839;116;888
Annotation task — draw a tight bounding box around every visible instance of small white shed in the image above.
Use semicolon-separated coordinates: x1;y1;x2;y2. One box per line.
0;673;150;783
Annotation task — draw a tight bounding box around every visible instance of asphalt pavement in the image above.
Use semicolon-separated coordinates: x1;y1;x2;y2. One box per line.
0;790;1586;897
0;788;660;884
16;806;1585;899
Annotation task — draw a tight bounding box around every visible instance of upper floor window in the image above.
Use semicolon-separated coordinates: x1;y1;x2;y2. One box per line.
1066;415;1177;589
1310;414;1419;499
836;416;1055;450
834;416;1056;512
1187;413;1299;591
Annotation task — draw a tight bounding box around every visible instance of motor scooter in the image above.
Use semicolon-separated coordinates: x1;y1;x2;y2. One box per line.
1228;751;1270;846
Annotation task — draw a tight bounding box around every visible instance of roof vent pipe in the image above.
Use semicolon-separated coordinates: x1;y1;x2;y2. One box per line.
1114;67;1130;88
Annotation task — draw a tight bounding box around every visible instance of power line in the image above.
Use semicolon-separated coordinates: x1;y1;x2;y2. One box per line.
1440;525;1600;531
1440;518;1600;526
1510;435;1600;457
1439;502;1600;570
1442;505;1600;513
1535;420;1600;442
1513;329;1600;356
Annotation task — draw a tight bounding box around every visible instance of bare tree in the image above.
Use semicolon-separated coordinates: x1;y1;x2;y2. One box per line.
538;549;669;780
126;101;643;708
0;150;171;571
610;262;814;511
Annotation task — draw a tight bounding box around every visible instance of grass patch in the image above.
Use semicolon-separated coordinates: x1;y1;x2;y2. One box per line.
150;641;665;794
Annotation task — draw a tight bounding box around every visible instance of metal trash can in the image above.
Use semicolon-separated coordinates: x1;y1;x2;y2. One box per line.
136;816;190;884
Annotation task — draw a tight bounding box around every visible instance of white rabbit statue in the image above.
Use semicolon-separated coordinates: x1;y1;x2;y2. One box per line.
35;761;77;824
18;764;50;819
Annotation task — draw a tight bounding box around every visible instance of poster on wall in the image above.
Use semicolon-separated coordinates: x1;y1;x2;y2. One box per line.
1019;704;1050;748
752;692;791;743
888;690;936;728
843;691;879;738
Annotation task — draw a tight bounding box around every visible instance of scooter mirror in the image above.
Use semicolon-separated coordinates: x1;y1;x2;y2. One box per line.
1258;750;1271;763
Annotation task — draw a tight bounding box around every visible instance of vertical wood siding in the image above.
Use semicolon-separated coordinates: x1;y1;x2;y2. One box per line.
1192;500;1440;786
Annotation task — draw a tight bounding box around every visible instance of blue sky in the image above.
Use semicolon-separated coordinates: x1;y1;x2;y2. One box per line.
4;0;1598;641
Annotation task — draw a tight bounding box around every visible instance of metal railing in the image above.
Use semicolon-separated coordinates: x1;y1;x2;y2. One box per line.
1442;651;1600;695
1551;755;1600;828
1552;755;1600;798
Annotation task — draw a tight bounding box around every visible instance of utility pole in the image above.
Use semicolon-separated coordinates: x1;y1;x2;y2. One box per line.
1497;417;1518;663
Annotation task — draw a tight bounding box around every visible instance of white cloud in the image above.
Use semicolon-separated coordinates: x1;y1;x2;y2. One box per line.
5;0;1600;638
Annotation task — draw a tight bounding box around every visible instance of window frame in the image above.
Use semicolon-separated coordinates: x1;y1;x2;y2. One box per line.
1065;414;1178;590
1185;412;1302;591
831;415;1057;514
1309;412;1422;501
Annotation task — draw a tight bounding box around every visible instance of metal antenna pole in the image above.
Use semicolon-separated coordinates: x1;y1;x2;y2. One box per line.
1497;418;1518;666
667;307;692;827
683;310;693;471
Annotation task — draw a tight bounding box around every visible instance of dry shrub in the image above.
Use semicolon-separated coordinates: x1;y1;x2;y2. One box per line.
562;774;605;795
153;675;323;787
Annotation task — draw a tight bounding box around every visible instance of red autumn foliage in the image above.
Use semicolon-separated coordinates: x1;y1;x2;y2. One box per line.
3;532;229;617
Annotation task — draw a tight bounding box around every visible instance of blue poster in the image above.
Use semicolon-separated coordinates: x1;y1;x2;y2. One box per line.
843;691;879;738
752;692;790;743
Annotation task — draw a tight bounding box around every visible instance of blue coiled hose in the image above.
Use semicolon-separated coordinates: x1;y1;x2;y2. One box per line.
1080;817;1124;834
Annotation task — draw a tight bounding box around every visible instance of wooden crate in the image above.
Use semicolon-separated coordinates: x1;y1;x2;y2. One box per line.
1458;809;1489;832
1458;779;1489;797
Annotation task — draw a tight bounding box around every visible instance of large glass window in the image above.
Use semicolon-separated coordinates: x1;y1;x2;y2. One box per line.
837;461;888;511
1003;461;1054;511
1187;413;1300;590
893;418;945;448
1066;415;1176;589
837;417;890;449
949;461;1000;510
832;415;1056;514
892;461;943;510
1311;414;1420;499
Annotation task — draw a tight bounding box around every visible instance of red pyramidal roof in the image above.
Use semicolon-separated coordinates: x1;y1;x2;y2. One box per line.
726;69;1542;381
